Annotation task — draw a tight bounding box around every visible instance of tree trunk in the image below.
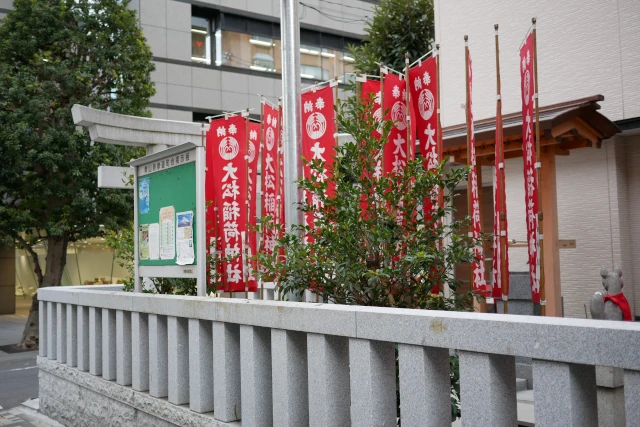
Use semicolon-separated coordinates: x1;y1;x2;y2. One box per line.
17;235;69;349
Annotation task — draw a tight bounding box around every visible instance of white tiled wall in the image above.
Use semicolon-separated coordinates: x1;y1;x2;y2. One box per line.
434;0;640;126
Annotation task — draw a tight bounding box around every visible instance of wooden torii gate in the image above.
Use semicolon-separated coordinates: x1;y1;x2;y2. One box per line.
442;95;620;316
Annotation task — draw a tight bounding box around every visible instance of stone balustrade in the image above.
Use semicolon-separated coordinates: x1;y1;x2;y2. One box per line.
37;285;640;426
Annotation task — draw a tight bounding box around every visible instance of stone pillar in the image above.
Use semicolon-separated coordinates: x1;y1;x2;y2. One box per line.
116;310;132;386
89;306;102;376
533;360;598;426
398;345;450;427
272;330;309;427
39;301;47;357
240;325;272;427
168;316;189;405
66;304;77;367
624;369;640;426
131;312;149;392
307;334;350;427
102;308;117;381
459;352;517;427
189;319;213;413
349;338;396;427
213;322;242;422
77;305;90;371
56;303;67;364
47;301;57;360
149;314;168;398
595;366;625;427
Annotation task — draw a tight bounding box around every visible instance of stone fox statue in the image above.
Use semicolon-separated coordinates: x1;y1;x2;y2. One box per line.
590;267;632;321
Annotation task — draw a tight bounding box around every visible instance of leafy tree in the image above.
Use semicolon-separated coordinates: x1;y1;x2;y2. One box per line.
349;0;435;75
0;0;155;348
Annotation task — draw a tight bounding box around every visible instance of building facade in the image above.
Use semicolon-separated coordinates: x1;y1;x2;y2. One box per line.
434;0;640;318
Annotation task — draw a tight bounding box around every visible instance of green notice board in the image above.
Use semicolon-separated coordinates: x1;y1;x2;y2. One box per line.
138;161;197;266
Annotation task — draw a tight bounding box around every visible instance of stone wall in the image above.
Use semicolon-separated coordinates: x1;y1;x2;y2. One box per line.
38;356;238;427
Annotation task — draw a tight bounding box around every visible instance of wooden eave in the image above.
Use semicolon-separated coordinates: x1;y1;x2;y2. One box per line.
440;95;620;165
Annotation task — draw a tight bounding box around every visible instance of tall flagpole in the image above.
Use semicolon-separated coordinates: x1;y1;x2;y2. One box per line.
280;0;303;235
532;17;546;316
405;53;412;160
495;24;509;313
379;63;385;172
244;110;250;299
464;35;474;295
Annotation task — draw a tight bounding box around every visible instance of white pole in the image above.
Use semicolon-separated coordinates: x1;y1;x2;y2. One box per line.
280;0;303;232
133;165;142;293
195;143;207;296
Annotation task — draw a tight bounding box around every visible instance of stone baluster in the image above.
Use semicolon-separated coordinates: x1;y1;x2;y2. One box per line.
102;308;117;381
39;301;47;357
131;312;149;391
213;322;242;422
189;319;213;413
47;302;57;360
272;330;309;427
168;316;189;405
77;306;90;371
149;314;168;398
66;304;77;367
349;338;396;427
307;334;350;427
398;345;450;427
116;310;132;386
89;306;102;376
533;360;598;427
624;369;640;426
240;325;273;427
56;303;67;364
459;352;517;427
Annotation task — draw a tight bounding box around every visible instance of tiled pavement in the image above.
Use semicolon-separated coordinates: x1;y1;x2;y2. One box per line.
0;403;62;427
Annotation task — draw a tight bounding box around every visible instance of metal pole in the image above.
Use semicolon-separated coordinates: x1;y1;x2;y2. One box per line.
280;0;303;233
133;165;142;293
196;127;207;297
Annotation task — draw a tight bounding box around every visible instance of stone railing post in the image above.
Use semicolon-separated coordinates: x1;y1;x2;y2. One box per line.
116;310;132;386
131;312;149;391
240;325;273;427
56;303;67;364
39;301;47;357
88;306;102;376
624;370;640;426
189;319;214;413
102;308;117;381
149;314;169;398
533;360;598;426
168;316;190;405
459;352;517;427
47;301;57;360
213;322;242;422
271;330;309;427
307;334;350;427
66;304;77;367
77;306;90;371
349;338;396;427
398;345;450;427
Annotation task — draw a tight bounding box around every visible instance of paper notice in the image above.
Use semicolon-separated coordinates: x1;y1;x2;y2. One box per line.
148;223;160;260
139;177;150;214
139;224;149;260
176;211;195;265
159;206;176;260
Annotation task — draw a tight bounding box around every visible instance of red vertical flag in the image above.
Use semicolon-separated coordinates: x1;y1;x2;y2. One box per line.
246;121;260;291
209;116;248;292
260;102;279;255
277;104;285;237
301;85;337;235
519;32;540;303
465;50;489;296
382;72;409;176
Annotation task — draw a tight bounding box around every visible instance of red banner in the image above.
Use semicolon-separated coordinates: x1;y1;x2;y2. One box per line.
520;32;540;303
277;105;285;239
466;51;489;296
382;72;409;176
492;100;509;299
261;102;279;255
208;116;249;292
246;121;260;290
301;85;337;235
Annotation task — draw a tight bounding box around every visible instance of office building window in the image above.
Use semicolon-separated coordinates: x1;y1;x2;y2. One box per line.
192;16;211;64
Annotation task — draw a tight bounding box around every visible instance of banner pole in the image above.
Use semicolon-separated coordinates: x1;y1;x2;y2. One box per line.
464;36;475;296
259;98;265;300
379;64;385;173
244;111;250;299
405;52;412;161
435;43;449;298
532;17;546;316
